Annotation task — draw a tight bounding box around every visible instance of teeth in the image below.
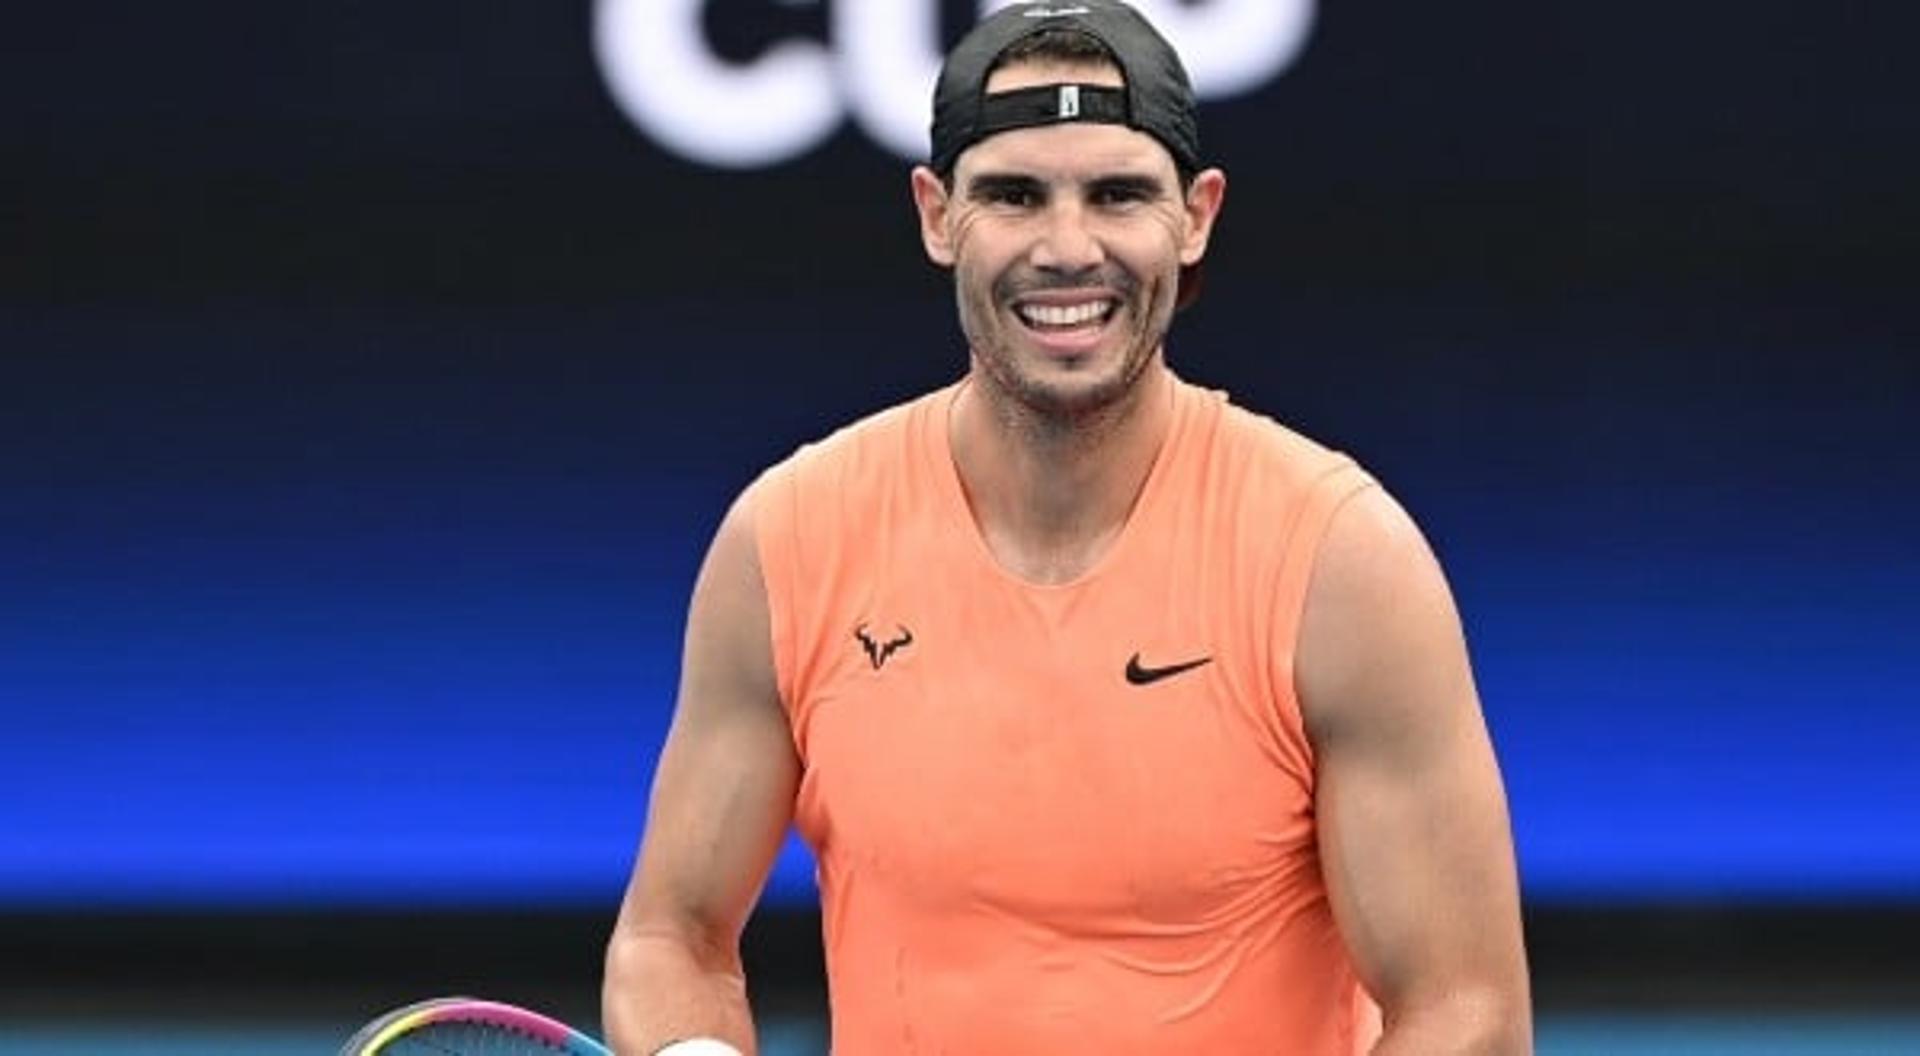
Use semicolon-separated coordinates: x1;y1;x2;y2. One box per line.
1018;301;1110;328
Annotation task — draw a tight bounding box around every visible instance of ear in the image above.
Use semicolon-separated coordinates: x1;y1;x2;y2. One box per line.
910;165;957;267
1178;168;1227;266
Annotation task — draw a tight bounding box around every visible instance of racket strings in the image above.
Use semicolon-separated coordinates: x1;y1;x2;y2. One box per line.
379;1020;571;1054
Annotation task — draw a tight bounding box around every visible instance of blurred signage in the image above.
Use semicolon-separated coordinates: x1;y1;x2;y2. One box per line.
594;0;1315;169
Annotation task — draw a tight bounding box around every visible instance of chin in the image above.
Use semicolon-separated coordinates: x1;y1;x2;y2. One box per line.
997;352;1155;423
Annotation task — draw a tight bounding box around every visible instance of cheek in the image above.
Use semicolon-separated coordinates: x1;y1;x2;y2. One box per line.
951;222;1017;304
948;207;996;266
1101;214;1184;281
948;211;974;251
1154;213;1190;261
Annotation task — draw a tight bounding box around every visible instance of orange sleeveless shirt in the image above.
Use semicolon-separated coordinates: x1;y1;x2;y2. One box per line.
754;376;1382;1054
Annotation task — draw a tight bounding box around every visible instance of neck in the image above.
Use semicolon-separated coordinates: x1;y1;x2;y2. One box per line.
949;361;1174;584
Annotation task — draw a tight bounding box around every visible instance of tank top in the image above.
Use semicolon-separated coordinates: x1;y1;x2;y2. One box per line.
754;375;1382;1054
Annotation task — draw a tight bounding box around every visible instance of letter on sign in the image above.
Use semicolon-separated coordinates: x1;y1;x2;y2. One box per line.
595;0;1316;169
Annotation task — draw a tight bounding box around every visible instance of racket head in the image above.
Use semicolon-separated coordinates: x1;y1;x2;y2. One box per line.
341;996;612;1056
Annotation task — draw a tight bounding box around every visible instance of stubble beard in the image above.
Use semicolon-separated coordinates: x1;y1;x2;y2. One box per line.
956;262;1174;439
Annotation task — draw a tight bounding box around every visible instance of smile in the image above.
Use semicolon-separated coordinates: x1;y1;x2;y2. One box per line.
1013;298;1118;331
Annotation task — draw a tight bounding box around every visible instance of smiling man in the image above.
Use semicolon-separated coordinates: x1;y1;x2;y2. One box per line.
603;3;1531;1054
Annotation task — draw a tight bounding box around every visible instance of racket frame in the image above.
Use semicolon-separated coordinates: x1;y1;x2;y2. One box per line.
342;995;612;1056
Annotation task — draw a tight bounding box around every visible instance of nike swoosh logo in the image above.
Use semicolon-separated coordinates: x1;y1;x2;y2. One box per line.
1125;653;1213;686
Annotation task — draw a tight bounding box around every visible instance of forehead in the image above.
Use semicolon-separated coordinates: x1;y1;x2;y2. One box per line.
956;123;1173;186
959;59;1175;183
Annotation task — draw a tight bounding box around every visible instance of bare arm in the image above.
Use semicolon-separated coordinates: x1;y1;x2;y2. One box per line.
1296;487;1532;1054
603;485;799;1055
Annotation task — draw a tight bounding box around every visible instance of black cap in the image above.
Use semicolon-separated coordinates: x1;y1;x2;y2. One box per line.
930;1;1201;177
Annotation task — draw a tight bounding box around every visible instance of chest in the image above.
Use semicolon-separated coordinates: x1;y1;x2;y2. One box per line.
790;557;1315;926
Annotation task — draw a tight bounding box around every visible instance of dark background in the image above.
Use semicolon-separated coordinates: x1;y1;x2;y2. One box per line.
4;0;1917;1045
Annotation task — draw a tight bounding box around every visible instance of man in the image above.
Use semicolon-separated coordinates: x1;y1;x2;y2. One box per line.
603;3;1531;1053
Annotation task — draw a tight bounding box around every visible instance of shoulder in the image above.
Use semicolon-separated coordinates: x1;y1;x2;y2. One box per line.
748;385;955;713
1181;380;1360;496
749;381;954;585
1172;381;1467;745
1171;382;1376;564
1309;486;1442;625
1295;482;1468;746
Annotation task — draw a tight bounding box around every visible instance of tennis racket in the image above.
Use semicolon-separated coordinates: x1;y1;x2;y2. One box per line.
340;996;612;1055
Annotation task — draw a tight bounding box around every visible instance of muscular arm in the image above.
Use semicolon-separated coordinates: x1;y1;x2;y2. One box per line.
603;486;799;1055
1296;487;1532;1054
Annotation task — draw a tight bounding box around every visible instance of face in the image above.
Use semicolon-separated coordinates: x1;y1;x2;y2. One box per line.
912;62;1226;423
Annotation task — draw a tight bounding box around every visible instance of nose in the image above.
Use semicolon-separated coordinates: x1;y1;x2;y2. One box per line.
1028;199;1105;275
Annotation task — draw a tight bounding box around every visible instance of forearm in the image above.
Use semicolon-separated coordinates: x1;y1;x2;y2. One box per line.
602;924;757;1056
1370;988;1531;1056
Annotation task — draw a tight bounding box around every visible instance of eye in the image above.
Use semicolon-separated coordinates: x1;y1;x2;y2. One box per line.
1090;182;1154;208
985;185;1040;208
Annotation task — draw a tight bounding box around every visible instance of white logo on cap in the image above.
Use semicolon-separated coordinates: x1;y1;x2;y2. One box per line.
1024;5;1092;15
1057;84;1081;118
595;0;1317;169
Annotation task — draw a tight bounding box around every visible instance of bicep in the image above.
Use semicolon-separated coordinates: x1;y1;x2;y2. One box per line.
1296;487;1528;1020
618;483;800;947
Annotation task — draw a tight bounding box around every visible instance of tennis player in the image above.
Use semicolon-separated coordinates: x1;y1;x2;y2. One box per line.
604;3;1531;1053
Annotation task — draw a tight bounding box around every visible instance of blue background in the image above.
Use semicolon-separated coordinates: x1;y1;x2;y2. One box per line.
4;2;1916;913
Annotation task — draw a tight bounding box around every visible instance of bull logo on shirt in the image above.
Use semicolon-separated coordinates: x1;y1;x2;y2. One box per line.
854;622;914;670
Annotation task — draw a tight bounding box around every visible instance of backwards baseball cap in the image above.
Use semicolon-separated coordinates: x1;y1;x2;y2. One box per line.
929;1;1202;177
